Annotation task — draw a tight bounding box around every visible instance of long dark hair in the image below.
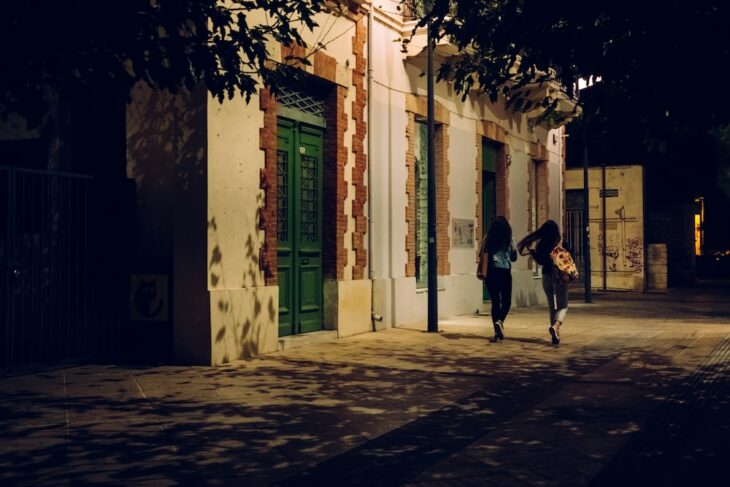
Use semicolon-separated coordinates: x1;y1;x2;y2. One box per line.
517;220;561;257
486;216;512;254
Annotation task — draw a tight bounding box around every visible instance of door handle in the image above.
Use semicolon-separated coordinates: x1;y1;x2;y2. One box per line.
301;258;310;265
8;264;24;279
8;264;24;290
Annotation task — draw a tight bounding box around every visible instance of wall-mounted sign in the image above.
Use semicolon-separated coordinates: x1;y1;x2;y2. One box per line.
452;218;474;247
600;189;619;197
129;274;168;322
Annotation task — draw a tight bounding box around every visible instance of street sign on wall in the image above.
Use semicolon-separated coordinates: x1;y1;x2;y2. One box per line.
452;218;474;247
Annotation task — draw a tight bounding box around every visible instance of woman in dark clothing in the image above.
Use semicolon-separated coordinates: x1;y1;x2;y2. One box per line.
483;216;518;342
517;220;567;346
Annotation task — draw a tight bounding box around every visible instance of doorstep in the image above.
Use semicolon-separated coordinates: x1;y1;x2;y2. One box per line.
278;330;338;352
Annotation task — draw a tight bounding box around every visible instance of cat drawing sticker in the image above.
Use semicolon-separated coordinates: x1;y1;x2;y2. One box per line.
129;274;169;321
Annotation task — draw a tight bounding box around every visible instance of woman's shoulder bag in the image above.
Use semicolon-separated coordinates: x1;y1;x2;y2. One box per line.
476;235;489;280
549;245;579;283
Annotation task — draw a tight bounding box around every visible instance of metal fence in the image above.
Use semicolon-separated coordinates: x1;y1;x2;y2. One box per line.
1;166;94;373
565;209;585;284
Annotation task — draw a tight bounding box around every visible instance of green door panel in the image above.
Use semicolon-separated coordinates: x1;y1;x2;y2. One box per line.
277;119;295;336
482;140;498;301
296;126;323;333
277;118;323;336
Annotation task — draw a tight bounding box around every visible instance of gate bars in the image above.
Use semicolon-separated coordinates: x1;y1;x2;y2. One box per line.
1;166;93;372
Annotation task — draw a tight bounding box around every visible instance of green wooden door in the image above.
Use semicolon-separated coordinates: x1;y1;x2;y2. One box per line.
277;119;324;336
482;141;498;300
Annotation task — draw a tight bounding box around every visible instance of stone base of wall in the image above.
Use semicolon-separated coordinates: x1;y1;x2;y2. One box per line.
324;279;373;338
209;286;279;365
589;272;645;291
647;243;668;290
372;278;394;330
381;271;548;327
439;275;484;317
512;271;548;309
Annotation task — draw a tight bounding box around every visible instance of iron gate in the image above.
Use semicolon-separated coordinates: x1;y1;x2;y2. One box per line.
565;209;585;284
1;166;93;372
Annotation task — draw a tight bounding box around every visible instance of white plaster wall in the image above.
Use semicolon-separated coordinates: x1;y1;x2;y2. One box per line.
448;115;479;276
370;81;393;280
371;14;413;327
547;131;564;225
207;94;266;290
370;12;411;284
206;92;280;362
304;14;358;64
508;141;532;260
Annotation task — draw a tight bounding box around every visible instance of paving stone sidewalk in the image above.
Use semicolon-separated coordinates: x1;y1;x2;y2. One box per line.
1;284;729;486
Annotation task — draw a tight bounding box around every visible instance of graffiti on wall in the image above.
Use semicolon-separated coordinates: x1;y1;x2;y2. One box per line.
594;205;643;274
625;237;644;272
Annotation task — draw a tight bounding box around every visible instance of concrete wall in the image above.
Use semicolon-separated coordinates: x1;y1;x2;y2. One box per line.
566;165;645;291
127;84;211;364
647;243;668;290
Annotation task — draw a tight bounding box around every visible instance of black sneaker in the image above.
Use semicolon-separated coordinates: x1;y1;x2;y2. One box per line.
549;326;560;346
495;320;505;340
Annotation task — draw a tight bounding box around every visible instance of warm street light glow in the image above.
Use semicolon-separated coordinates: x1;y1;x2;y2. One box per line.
694;196;705;256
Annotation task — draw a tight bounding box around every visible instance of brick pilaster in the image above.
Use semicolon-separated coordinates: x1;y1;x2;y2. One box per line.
324;86;349;280
475;133;484;242
259;88;278;285
405;113;416;277
350;18;368;280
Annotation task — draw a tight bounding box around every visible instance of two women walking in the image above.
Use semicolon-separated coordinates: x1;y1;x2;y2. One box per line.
479;218;570;346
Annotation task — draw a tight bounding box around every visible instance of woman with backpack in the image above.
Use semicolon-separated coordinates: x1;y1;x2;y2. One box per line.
481;216;518;342
517;220;567;346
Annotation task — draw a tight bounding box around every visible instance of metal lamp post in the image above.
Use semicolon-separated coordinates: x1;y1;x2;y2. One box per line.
426;1;438;333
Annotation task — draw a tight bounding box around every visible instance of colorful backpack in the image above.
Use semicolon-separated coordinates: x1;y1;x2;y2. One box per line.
550;245;579;283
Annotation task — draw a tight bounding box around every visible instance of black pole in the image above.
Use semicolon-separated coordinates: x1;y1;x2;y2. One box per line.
582;127;592;303
601;160;607;290
427;21;438;333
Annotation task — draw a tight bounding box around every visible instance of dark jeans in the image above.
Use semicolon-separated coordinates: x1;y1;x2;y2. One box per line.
486;267;512;324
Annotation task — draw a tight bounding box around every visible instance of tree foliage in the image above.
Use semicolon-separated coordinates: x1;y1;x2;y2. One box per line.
1;0;332;128
419;0;730;143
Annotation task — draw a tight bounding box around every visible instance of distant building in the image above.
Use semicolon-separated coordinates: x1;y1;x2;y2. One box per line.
565;165;647;291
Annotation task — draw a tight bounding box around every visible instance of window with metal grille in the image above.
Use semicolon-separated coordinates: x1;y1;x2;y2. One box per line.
277;85;326;127
415;121;428;289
